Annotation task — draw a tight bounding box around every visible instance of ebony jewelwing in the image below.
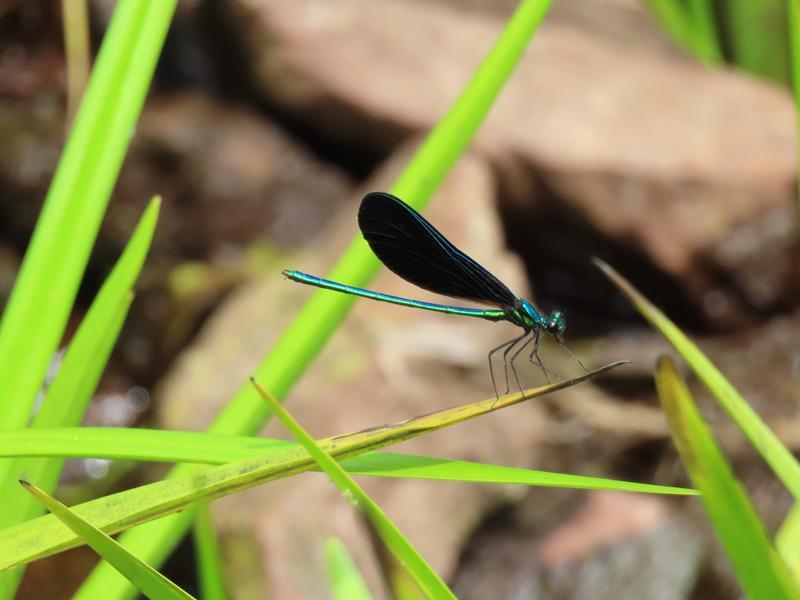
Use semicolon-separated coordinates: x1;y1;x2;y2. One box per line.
283;191;586;397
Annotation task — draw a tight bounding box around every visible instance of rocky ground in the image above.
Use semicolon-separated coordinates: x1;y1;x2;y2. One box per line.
2;1;798;598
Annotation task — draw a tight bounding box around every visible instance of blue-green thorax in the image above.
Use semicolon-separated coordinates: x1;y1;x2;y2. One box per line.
509;299;567;337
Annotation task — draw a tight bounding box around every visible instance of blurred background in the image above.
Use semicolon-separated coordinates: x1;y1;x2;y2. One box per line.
1;0;798;598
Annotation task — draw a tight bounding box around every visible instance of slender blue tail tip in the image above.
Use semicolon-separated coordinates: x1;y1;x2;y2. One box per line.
282;269;291;279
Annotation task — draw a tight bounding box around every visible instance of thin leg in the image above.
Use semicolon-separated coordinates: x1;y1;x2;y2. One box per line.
487;331;527;400
507;332;535;398
558;339;589;372
529;333;558;382
501;331;530;395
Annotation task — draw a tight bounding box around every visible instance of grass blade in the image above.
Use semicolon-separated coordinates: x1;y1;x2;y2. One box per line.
686;0;723;63
250;379;455;599
76;3;555;597
193;504;227;600
0;366;644;571
0;10;176;589
595;258;800;500
642;0;691;51
721;0;789;83
62;0;91;124
790;0;800;210
20;481;194;600
326;537;373;600
777;503;800;575
0;199;158;597
654;357;799;598
0;0;173;438
0;425;695;497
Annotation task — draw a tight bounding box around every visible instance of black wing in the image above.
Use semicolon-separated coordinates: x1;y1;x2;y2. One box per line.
357;192;517;308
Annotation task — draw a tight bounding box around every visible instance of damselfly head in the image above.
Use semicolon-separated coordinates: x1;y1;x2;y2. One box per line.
547;310;566;336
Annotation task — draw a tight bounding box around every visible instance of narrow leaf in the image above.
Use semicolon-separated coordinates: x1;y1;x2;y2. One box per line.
20;480;194;600
595;258;800;500
0;365;628;571
193;504;227;600
326;537;372;600
0;198;158;595
0;426;695;497
654;357;798;599
250;378;455;599
0;0;175;591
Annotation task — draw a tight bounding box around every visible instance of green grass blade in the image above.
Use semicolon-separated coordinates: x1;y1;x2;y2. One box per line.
0;300;130;598
654;357;799;599
326;537;373;600
0;1;174;435
790;0;800;211
641;0;692;55
76;2;553;597
0;426;695;496
30;198;159;432
62;0;91;123
0;1;173;594
249;379;456;600
777;504;800;575
0;199;158;598
686;0;723;63
193;504;227;600
0;369;640;572
595;259;800;500
721;0;789;83
20;481;194;600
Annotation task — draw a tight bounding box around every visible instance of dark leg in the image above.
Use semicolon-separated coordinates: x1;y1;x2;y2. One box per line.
557;339;589;372
501;331;530;395
487;336;519;399
529;333;558;382
508;332;535;397
487;331;528;400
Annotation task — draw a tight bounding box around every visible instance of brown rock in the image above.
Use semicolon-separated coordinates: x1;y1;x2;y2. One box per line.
453;492;703;599
225;0;797;327
0;90;354;391
0;91;352;260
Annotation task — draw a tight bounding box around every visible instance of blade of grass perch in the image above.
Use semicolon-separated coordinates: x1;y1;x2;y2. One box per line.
77;2;555;597
654;357;799;599
326;537;373;600
594;258;800;501
0;364;643;572
192;504;227;600
249;378;456;600
0;425;695;496
20;481;195;600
